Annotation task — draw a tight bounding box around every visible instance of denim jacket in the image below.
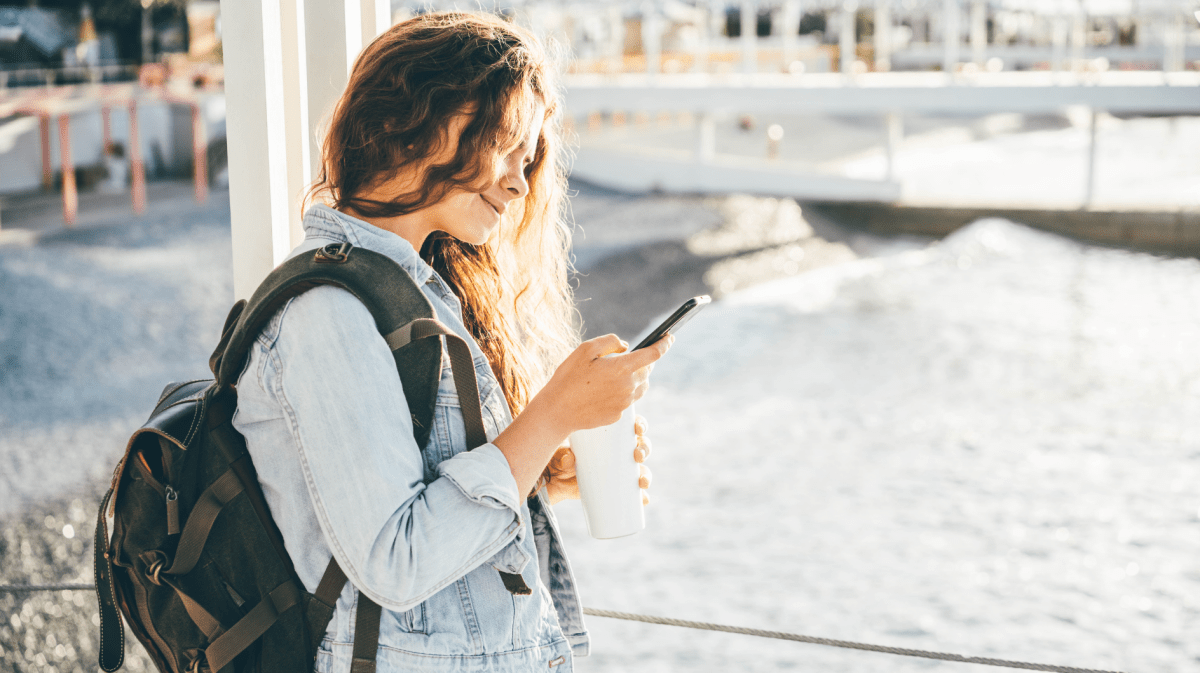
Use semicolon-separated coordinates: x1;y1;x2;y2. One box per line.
232;205;588;672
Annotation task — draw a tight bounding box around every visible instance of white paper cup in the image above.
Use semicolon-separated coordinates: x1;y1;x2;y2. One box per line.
568;403;645;539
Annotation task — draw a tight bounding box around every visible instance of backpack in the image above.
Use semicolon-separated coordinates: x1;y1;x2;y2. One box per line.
94;242;530;673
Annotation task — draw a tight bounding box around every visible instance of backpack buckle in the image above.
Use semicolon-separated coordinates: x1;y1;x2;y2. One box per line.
184;650;207;673
314;242;352;263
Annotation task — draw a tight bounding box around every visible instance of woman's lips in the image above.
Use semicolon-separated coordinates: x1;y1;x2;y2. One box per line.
482;194;503;215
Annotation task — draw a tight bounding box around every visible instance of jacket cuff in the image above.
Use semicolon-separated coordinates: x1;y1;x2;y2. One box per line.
437;444;522;514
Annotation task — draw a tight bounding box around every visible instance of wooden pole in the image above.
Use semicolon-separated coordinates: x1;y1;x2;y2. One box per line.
101;105;112;151
129;100;146;215
58;114;77;227
39;114;52;190
192;103;208;204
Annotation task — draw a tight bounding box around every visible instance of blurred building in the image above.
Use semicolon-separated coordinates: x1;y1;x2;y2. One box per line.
394;1;1200;74
0;0;212;85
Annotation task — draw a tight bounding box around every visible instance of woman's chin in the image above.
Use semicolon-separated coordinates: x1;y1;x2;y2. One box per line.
461;225;496;247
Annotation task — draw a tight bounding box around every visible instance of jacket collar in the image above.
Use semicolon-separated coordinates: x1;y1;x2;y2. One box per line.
301;204;434;286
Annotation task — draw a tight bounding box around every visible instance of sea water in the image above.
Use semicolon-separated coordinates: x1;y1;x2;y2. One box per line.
560;219;1200;672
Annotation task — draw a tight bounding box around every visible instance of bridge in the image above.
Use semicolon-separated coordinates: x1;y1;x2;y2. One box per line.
563;70;1200;203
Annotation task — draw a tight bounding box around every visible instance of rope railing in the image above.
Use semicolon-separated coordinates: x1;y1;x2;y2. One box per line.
582;607;1127;673
0;582;1128;673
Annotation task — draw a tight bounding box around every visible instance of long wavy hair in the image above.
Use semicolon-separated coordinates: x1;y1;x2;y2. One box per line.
307;11;577;418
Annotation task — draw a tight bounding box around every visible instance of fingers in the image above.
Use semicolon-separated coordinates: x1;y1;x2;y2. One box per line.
642;491;651;506
634;415;648;436
549;447;575;476
633;436;651;463
587;334;628;359
619;334;674;370
638;463;652;489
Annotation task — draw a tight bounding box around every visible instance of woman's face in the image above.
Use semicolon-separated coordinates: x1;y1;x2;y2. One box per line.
414;104;546;247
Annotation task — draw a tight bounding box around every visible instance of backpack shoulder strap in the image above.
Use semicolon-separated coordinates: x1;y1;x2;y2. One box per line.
211;242;443;449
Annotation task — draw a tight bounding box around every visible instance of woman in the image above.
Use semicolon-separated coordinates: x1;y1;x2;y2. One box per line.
232;11;669;673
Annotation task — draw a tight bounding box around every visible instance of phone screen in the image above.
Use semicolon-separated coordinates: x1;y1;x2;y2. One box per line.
632;295;711;351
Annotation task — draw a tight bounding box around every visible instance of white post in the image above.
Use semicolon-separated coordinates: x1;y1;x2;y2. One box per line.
303;0;363;182
970;0;986;67
1084;108;1098;207
221;0;294;299
280;0;311;251
697;112;716;163
942;0;959;74
1070;10;1086;72
361;0;388;47
643;5;661;78
840;0;858;75
874;0;891;72
1165;13;1185;72
609;5;625;73
782;0;800;70
693;3;710;73
1051;16;1068;73
885;111;903;182
741;0;757;74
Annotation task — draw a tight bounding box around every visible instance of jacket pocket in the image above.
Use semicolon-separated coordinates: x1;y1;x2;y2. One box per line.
391;602;426;634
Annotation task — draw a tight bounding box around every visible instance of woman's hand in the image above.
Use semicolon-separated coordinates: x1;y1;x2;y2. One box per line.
495;334;670;500
536;334;672;437
545;415;654;506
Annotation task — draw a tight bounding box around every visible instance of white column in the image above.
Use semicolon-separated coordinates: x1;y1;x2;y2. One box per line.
885;111;903;182
1165;13;1185;72
942;0;959;74
692;4;708;73
840;0;858;75
642;6;662;78
280;0;310;251
1070;10;1086;72
970;0;986;67
782;0;801;69
609;5;625;73
696;112;716;163
361;0;389;46
1084;108;1098;207
1051;16;1068;73
741;0;757;74
304;0;363;181
874;0;891;72
221;0;293;300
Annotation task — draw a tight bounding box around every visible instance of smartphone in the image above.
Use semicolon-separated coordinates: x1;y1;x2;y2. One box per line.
632;295;711;351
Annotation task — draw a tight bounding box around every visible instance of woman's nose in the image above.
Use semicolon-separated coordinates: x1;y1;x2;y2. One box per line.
500;158;529;199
